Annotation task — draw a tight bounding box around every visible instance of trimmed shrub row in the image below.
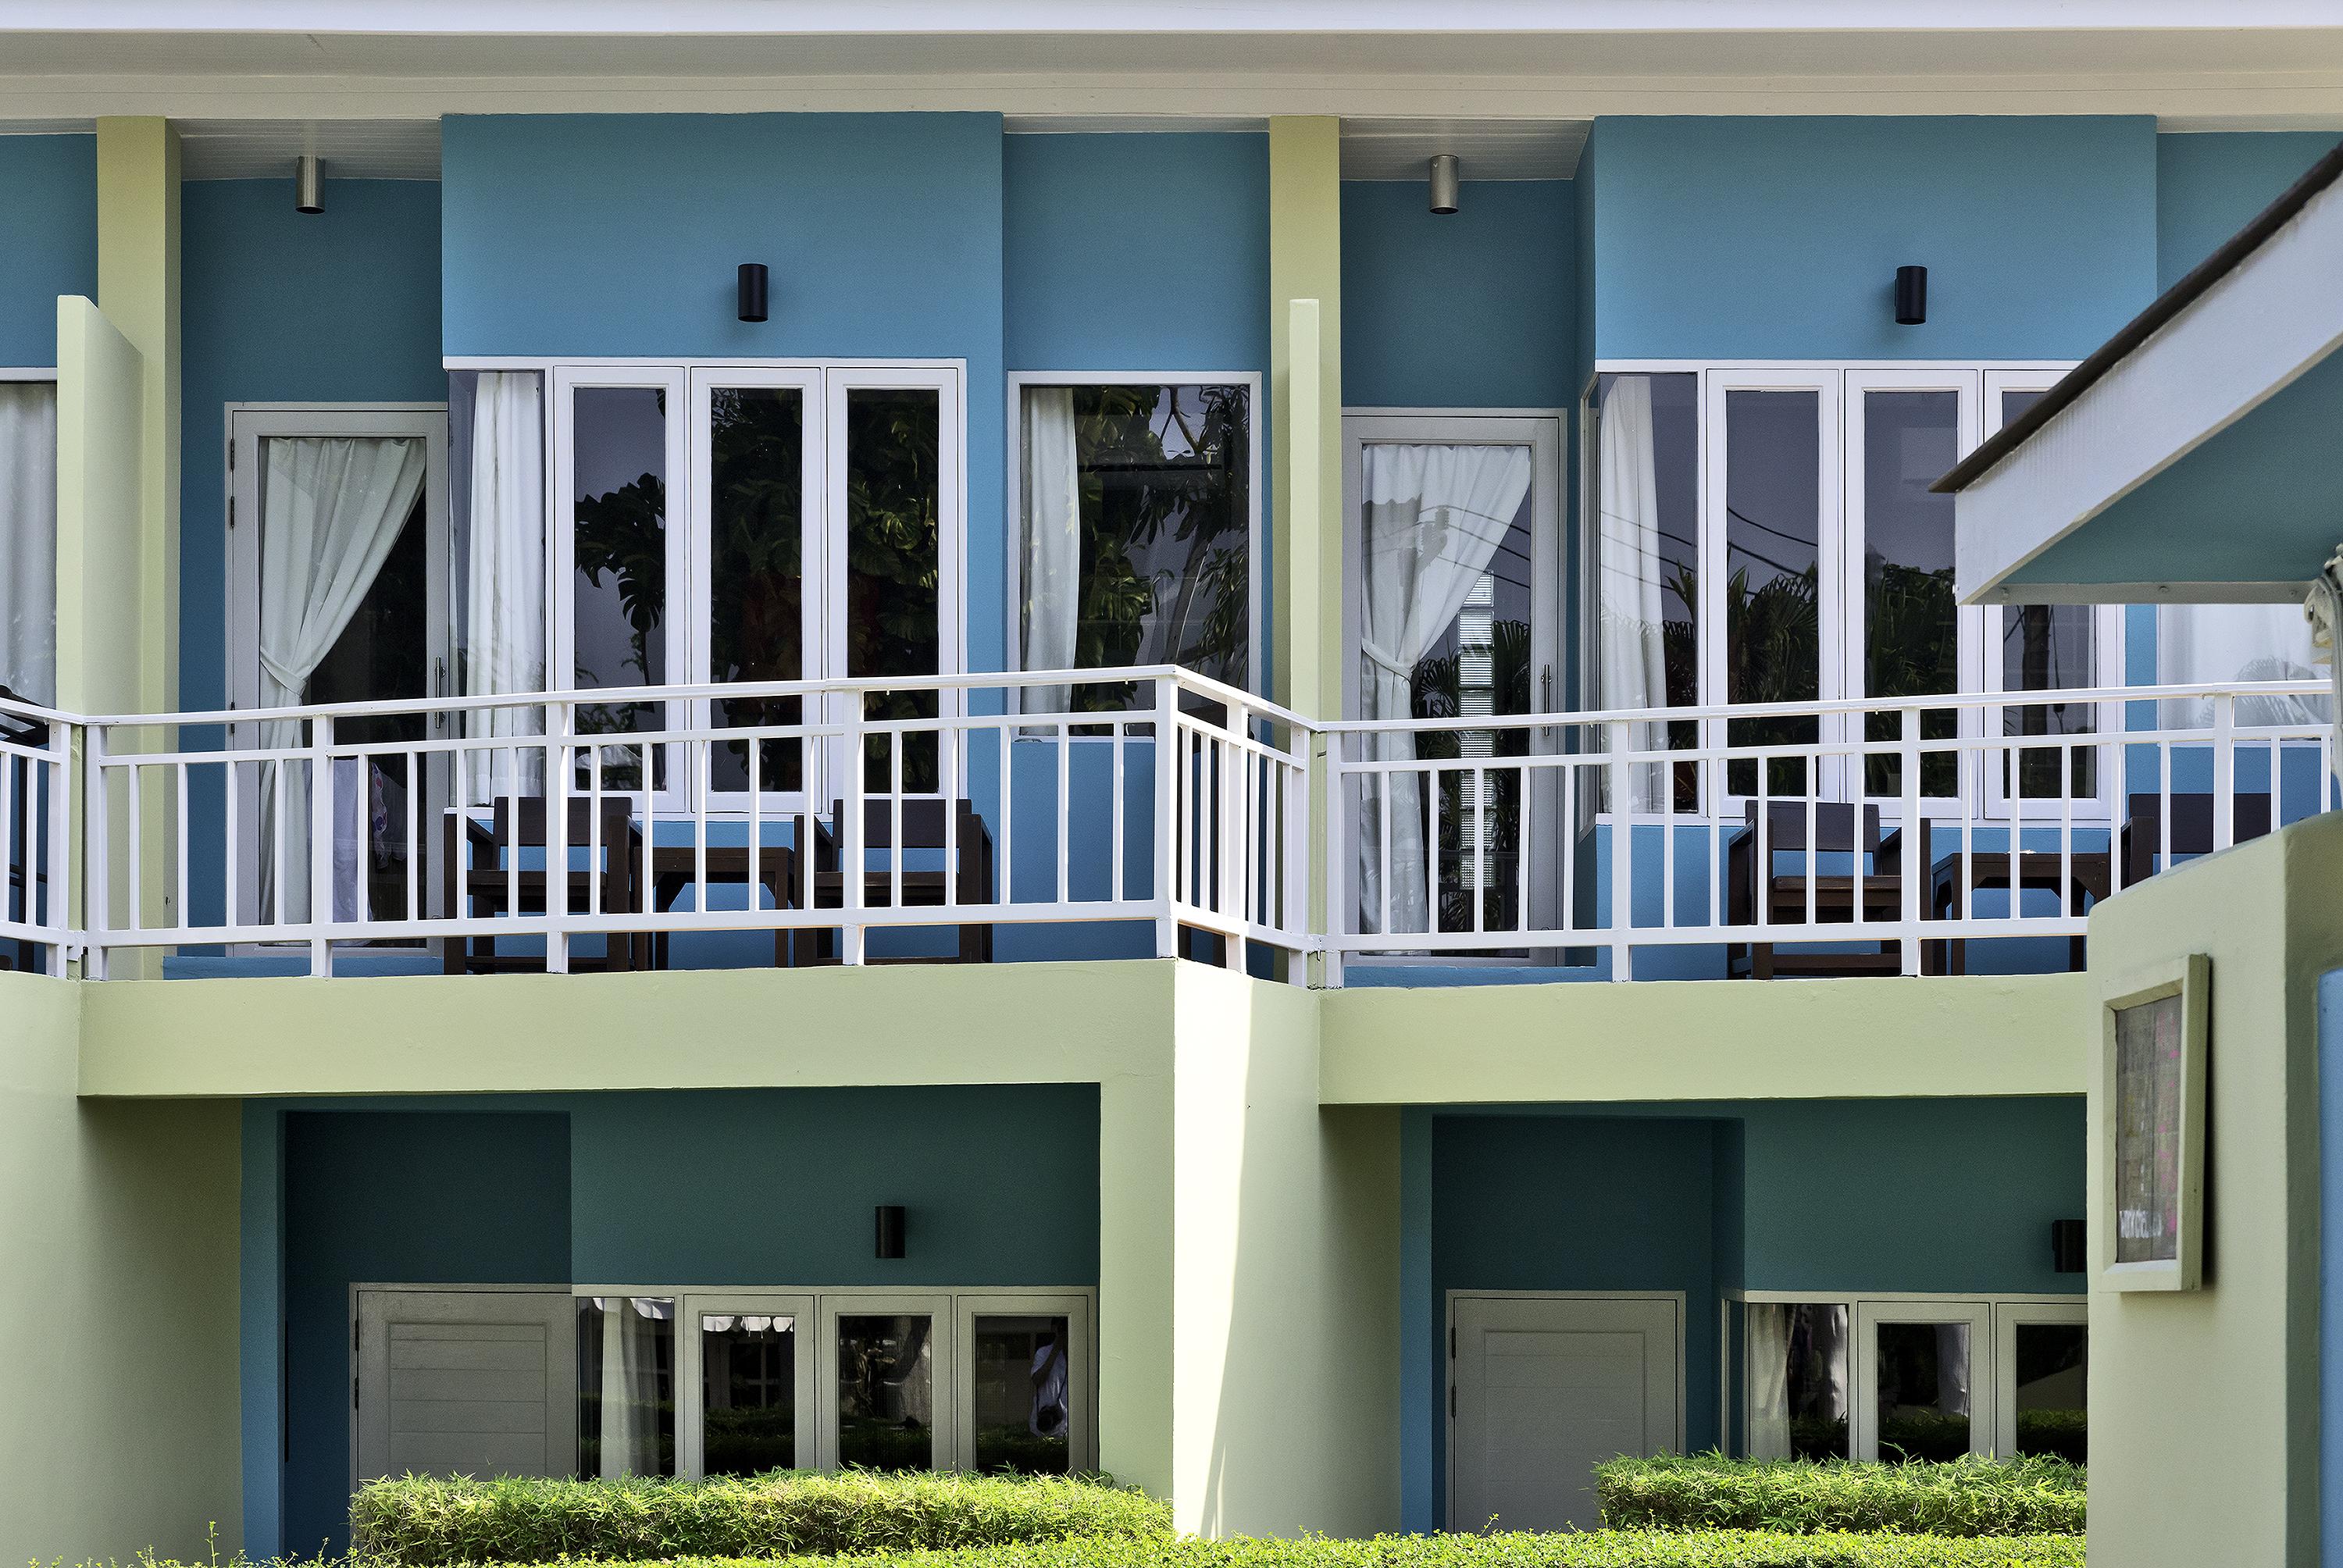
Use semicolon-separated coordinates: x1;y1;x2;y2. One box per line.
1594;1455;2085;1538
348;1472;1172;1565
629;1531;2084;1568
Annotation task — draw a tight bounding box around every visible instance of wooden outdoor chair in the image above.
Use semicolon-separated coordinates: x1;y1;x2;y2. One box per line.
441;796;645;975
1726;800;1903;979
796;797;995;965
2119;790;2275;888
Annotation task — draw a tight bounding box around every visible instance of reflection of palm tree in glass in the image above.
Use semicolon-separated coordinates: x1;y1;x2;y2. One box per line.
1409;622;1532;934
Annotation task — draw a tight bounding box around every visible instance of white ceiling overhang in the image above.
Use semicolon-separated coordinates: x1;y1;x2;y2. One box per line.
1947;144;2343;606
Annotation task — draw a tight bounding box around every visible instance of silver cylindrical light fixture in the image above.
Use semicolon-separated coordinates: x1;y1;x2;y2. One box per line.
1428;153;1460;216
294;155;323;215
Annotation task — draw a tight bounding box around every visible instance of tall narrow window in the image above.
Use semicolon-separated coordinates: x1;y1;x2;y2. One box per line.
1874;1321;1972;1461
1745;1302;1849;1460
578;1296;676;1477
836;1312;936;1470
701;1310;799;1475
847;387;943;793
1017;383;1251;712
1995;390;2101;798
707;386;806;793
970;1313;1072;1475
2010;1321;2087;1461
1859;390;1960;796
1724;390;1822;796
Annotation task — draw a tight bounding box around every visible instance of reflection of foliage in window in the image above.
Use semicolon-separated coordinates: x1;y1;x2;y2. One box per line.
1056;385;1250;708
1865;561;1959;796
573;473;665;686
1408;619;1532;935
708;388;805;789
847;390;942;790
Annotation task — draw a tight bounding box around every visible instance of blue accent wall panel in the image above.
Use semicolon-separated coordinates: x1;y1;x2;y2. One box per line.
282;1110;571;1555
1585;117;2159;361
238;1104;287;1560
0;133;95;365
2156;131;2343;290
1341;180;1575;409
1004;134;1269;373
441;112;1009;671
569;1084;1100;1288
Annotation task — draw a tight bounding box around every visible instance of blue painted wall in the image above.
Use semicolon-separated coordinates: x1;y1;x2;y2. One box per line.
250;1085;1100;1552
1584;117;2159;361
278;1110;572;1555
1403;1096;2084;1528
1341;180;1575;409
178;180;444;931
441;113;1008;671
1004;133;1269;373
0;134;96;365
2156;130;2343;290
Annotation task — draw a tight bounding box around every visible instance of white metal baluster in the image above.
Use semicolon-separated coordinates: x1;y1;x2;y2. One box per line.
1425;760;1442;946
405;748;421;925
746;723;761;935
890;728;905;921
175;764;190;941
999;721;1017;921
223;754;240;933
2059;739;2074;931
1608;721;1632;981
1377;764;1394;942
2213;691;2236;853
843;702;866;967
1472;763;1488;937
1515;754;1532;941
1559;756;1576;941
942;721;959;914
546;705;570;975
84;728;109;972
1660;739;1676;936
1899;706;1921;976
1055;720;1070;909
49;724;74;975
1803;769;1817;932
2156;732;2173;883
125;761;142;935
1154;690;1180;953
1111;718;1126;905
308;716;333;975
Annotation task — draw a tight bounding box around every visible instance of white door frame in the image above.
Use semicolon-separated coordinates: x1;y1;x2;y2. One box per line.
1991;1297;2088;1458
951;1289;1099;1474
225;404;451;928
815;1292;957;1472
676;1290;820;1479
1445;1288;1686;1531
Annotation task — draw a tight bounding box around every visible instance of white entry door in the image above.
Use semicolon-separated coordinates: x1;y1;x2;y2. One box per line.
1449;1292;1681;1532
353;1287;579;1490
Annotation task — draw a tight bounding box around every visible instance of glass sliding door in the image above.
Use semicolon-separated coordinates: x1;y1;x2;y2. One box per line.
1704;375;1838;800
679;1292;817;1477
1343;413;1564;950
1845;372;1977;802
554;369;688;797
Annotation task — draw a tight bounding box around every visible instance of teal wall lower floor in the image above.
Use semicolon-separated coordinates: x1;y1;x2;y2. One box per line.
1398;1096;2087;1530
242;1085;1104;1556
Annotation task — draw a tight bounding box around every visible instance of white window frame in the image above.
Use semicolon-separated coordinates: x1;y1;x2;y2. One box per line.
537;358;969;811
565;1285;1094;1479
1727;1290;2085;1461
953;1290;1099;1474
1003;371;1264;699
676;1290;819;1479
1992;1297;2089;1458
1585;361;2098;820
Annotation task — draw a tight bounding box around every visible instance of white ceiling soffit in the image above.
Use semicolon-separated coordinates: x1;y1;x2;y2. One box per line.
1339;118;1589;180
175;119;441;180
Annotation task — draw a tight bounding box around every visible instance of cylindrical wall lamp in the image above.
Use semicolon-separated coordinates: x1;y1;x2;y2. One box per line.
1428;154;1460;216
738;262;770;323
1895;265;1928;326
2050;1218;2086;1274
294;155;324;216
874;1204;907;1260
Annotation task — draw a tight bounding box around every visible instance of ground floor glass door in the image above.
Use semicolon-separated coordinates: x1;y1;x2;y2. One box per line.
1853;1298;1993;1461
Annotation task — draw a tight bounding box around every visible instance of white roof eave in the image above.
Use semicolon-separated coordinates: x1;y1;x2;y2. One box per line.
1954;166;2343;607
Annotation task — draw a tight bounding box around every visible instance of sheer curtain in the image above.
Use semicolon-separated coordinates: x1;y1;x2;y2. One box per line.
597;1296;674;1478
460;372;547;800
256;437;427;924
1745;1304;1794;1459
1356;443;1535;935
1019;387;1082;715
0;382;58;706
1596;377;1671;810
2159;602;2327;726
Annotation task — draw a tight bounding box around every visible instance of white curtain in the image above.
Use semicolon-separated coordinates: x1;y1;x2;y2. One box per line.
598;1296;673;1478
463;372;547;800
2159;601;2327;727
1356;443;1535;936
256;437;428;925
1020;387;1082;716
1596;377;1671;810
1745;1303;1794;1459
0;383;58;706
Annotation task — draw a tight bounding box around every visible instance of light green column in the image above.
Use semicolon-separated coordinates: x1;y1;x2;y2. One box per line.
1268;116;1343;723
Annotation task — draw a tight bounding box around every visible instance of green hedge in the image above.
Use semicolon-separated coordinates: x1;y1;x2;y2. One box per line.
1594;1455;2085;1538
348;1471;1172;1565
594;1531;2084;1568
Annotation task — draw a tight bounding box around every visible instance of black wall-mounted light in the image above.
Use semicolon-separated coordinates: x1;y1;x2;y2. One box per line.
1894;265;1928;326
2050;1218;2087;1274
738;262;770;323
875;1204;907;1260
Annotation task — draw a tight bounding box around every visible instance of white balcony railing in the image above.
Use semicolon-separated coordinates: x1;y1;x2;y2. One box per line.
1325;681;2335;981
0;675;2331;983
